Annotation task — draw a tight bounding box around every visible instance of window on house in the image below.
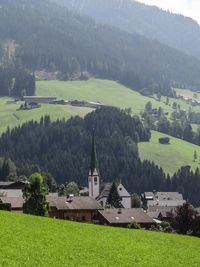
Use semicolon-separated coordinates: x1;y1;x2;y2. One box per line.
94;177;98;185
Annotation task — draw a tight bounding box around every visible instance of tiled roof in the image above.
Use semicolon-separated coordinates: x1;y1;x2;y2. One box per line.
148;206;177;213
147;211;160;219
48;196;103;210
144;192;184;201
99;208;155;224
0;189;23;197
0;197;24;209
97;183;112;200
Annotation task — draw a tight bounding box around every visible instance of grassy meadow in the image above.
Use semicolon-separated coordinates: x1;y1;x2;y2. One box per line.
1;79;200;174
0;97;92;134
36;79;191;115
139;131;200;175
0;211;200;267
175;88;200;101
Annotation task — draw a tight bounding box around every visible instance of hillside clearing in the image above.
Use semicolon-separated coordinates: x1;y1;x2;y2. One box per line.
139;131;200;175
0;97;92;135
37;79;198;115
0;211;200;267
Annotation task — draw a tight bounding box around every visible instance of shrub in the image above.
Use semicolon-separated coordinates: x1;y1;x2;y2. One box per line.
127;222;141;229
159;137;170;144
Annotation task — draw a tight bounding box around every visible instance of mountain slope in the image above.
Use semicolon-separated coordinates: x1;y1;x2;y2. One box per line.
139;131;200;175
54;0;200;60
1;0;200;95
1;211;200;267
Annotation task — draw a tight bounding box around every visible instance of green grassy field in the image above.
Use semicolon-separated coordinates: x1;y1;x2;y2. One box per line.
0;211;200;267
139;131;200;175
0;97;92;134
37;79;195;115
175;88;200;101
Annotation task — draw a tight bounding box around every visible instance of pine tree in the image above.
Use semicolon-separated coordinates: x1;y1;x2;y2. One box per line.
106;182;122;208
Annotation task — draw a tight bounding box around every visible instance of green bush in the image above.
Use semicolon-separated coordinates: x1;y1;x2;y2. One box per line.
127;222;141;229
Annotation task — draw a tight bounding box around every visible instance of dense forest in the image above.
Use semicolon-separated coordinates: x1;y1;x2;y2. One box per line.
55;0;200;60
0;107;200;206
0;66;35;97
1;0;200;96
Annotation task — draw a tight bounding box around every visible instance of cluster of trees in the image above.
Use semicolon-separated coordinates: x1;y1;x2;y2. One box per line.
23;173;49;216
0;66;35;97
0;158;17;181
142;101;200;145
171;203;200;237
1;1;200;96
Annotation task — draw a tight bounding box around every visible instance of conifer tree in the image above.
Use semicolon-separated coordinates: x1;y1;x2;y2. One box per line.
106;182;122;208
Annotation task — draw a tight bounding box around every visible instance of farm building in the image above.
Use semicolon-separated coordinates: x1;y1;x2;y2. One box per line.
23;96;57;104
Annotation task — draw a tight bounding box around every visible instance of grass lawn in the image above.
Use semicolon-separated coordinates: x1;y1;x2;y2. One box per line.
37;79;200;114
0;97;92;135
0;211;200;267
139;130;200;175
37;79;193;115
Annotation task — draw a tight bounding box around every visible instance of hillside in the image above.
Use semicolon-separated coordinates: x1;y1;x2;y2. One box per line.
37;79;200;114
139;131;200;175
36;80;200;175
54;0;200;60
1;1;200;95
1;79;199;176
0;97;91;135
0;211;200;267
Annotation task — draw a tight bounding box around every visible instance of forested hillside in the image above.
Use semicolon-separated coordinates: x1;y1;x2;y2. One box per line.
1;107;200;206
1;0;200;96
54;0;200;60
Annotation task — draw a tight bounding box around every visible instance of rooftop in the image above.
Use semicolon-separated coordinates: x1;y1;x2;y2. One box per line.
48;196;103;210
99;208;155;224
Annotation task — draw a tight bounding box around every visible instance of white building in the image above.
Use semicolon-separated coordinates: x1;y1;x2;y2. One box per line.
88;132;131;209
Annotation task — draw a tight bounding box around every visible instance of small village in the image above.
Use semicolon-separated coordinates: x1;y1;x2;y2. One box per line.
0;133;199;232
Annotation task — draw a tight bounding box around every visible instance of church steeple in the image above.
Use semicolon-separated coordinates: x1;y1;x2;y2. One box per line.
88;130;100;199
90;129;98;176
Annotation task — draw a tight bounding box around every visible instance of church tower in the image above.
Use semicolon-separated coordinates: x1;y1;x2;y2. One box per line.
88;131;100;199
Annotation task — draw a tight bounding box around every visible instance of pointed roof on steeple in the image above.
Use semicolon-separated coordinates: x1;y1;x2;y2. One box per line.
90;129;98;176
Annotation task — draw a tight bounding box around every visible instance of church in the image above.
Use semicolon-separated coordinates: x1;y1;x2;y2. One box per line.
87;132;132;209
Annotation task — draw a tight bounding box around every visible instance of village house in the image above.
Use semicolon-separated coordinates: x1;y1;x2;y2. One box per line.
98;208;156;228
48;196;103;223
147;206;177;221
142;191;186;210
87;132;132;208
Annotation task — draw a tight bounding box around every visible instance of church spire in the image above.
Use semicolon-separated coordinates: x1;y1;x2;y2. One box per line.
88;129;100;199
90;129;98;175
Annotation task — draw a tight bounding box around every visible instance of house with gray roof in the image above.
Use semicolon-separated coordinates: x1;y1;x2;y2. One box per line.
48;196;103;222
98;208;156;228
142;191;186;210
